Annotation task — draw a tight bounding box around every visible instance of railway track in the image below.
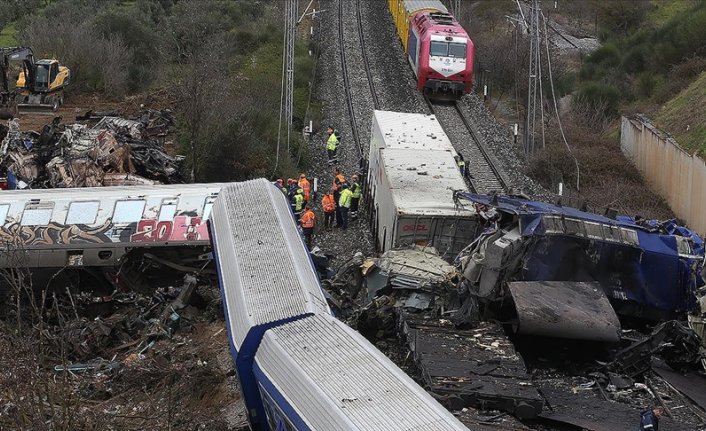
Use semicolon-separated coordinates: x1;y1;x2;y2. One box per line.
426;97;509;194
356;0;380;110
337;0;366;161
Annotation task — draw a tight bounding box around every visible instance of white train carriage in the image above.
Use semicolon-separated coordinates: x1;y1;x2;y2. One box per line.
254;313;468;431
0;183;224;268
209;178;330;429
367;110;476;257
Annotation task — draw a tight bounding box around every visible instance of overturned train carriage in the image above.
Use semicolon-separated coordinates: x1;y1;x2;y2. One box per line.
210;178;468;431
367;110;477;258
457;192;705;341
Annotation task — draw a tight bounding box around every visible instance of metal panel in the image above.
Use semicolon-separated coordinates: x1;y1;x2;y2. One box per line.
621;116;706;236
382;148;469;216
255;314;468;431
210;179;330;351
371;110;456;153
507;281;621;342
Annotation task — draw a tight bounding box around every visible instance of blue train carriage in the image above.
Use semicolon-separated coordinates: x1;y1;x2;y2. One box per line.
253;313;469;431
209;179;330;428
457;192;705;322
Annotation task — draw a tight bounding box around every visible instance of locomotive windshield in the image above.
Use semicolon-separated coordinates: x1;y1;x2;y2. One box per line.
430;41;467;59
448;42;466;59
430;41;448;57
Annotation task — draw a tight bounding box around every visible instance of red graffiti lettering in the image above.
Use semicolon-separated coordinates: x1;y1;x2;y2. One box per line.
131;220;174;243
170;216;209;241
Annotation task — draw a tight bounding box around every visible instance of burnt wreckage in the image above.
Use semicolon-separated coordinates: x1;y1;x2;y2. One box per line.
0;110;183;188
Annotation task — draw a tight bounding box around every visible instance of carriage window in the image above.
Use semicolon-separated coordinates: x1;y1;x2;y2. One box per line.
202;196;217;221
21;205;54;226
158;202;178;222
113;200;145;224
448;42;466;58
0;204;9;224
66;201;100;225
430;41;448;57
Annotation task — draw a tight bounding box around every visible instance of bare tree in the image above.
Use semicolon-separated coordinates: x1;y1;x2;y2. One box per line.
171;35;234;182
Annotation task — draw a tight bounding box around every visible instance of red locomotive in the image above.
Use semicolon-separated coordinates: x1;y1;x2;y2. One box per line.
390;0;475;99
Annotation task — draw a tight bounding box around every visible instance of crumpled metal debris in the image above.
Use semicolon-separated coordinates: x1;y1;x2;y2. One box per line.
0;110;183;188
608;320;705;377
363;245;459;311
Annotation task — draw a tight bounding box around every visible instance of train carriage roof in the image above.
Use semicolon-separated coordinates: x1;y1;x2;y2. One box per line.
403;0;448;14
254;313;468;431
210;179;329;351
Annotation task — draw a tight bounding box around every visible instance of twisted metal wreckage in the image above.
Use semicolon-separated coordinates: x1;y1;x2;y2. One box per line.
0;110;184;189
322;192;706;426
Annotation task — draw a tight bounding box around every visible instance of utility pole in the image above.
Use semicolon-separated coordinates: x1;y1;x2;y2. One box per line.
523;0;543;155
284;0;297;152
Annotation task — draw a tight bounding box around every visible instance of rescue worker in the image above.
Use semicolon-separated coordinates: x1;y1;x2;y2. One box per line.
326;126;339;165
456;153;467;177
332;170;345;226
274;178;287;195
350;174;362;220
286;179;297;212
298;173;311;202
321;189;336;229
338;183;353;230
300;204;315;248
293;187;305;219
639;406;664;431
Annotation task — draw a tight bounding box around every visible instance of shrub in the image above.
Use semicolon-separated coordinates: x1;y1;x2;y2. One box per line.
621;46;646;74
574;81;621;121
635;72;662;99
586;42;621;66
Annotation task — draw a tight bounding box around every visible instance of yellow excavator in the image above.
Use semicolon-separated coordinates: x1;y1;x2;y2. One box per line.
0;47;70;119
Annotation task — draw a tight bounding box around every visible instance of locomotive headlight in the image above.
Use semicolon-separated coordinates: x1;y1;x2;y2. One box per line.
445;36;453;41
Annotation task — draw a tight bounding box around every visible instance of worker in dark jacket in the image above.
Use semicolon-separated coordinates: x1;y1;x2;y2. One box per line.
350;174;362;220
638;407;664;430
338;183;353;230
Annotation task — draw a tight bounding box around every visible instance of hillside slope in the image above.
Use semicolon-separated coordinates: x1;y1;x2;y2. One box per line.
654;71;706;156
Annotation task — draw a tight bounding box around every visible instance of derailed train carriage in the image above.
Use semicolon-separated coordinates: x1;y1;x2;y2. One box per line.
209;179;468;431
456;192;705;342
388;0;475;98
0;183;223;269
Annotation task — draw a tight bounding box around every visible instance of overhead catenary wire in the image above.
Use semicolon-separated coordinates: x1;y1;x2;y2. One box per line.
272;13;288;178
298;11;323;166
541;11;580;191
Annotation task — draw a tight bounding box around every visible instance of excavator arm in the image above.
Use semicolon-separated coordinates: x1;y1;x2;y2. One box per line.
0;47;36;118
3;47;36;90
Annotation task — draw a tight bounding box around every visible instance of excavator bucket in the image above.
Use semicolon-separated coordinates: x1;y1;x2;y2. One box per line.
17;102;56;115
17;93;60;115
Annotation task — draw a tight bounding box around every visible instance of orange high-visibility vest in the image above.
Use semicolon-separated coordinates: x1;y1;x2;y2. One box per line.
322;194;336;213
301;210;315;228
298;178;311;201
332;174;345;191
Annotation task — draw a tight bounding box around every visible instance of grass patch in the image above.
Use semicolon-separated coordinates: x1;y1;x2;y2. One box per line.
654;71;706;156
647;0;698;28
0;22;17;46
